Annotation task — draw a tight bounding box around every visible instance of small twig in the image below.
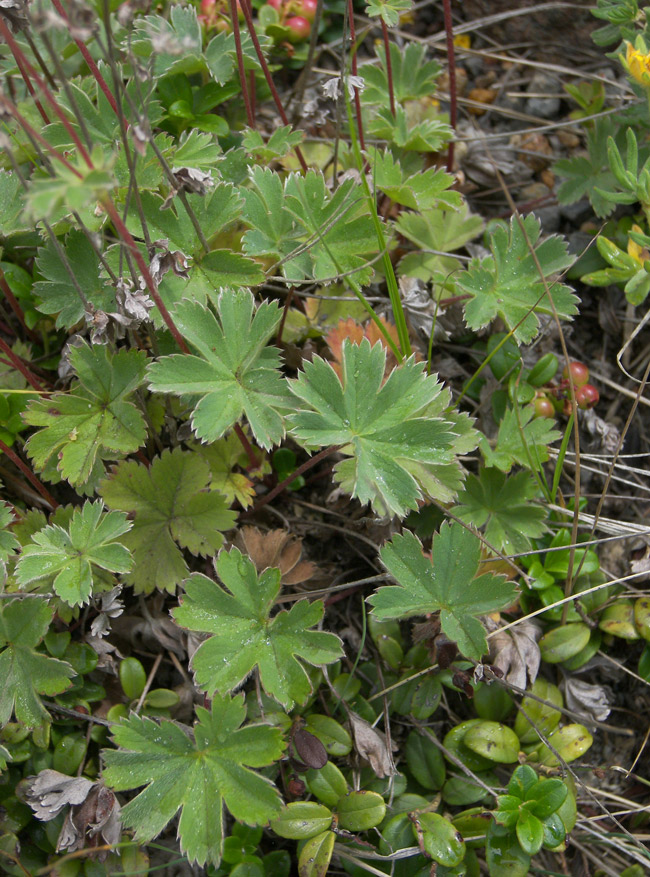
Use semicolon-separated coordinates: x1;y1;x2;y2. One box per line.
134;653;163;714
230;0;255;127
249;445;342;513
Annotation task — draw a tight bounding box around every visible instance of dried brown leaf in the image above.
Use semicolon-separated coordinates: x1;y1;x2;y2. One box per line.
348;712;397;779
487;618;541;690
236;526;316;586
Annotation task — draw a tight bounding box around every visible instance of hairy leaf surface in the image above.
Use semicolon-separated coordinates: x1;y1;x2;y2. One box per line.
369;524;518;660
0;599;74;728
102;695;285;866
23;343;147;489
99;449;236;593
15;501;132;606
147;291;290;448
289;339;477;517
172;547;343;708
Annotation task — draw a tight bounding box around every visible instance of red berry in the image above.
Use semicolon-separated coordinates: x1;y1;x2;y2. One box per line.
267;0;284;9
562;361;589;387
575;384;599;410
534;396;555;419
296;0;317;21
285;14;311;40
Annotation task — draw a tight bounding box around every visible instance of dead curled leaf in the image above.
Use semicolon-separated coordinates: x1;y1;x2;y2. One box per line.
23;769;121;858
235;526;316;586
487;618;541;690
561;676;611;723
348;711;397;779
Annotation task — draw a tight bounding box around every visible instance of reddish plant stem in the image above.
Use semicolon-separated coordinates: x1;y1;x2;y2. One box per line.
239;1;309;172
276;287;293;346
249;445;341;513
0;18;93;168
50;0;119;116
99;199;190;353
380;19;395;117
0;337;46;391
234;423;259;469
0;268;41;344
442;0;457;172
347;0;365;151
0;438;58;508
0;96;83;177
229;0;255;127
12;50;50;125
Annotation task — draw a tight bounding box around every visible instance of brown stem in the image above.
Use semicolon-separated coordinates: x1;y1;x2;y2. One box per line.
234;423;259;468
0;18;93;167
0;438;58;508
239;0;309;172
0;337;46;391
249;445;341;512
276;287;293;346
0;266;41;344
442;0;457;172
50;0;120;115
230;0;255;127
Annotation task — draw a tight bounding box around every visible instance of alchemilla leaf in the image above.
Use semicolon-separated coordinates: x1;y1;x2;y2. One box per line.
147;291;291;449
102;694;285;866
15;501;132;606
172;547;343;708
480;405;561;473
368;523;518;661
456;214;579;344
23;343;147;489
454;469;548;554
288;339;478;517
0;599;75;728
99;449;236;594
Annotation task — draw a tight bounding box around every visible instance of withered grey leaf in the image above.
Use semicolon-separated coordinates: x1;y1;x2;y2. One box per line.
488;619;541;690
57;784;121;858
561;676;611;723
24;770;94;821
0;0;28;32
149;249;190;285
348;712;397;779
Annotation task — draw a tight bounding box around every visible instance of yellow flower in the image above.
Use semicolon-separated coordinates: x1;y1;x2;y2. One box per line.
628;225;650;265
625;41;650;88
454;34;471;50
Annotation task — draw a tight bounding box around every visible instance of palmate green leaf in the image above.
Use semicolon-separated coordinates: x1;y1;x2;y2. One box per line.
242;126;305;162
368;149;462;212
0;170;30;235
369;524;518;661
365;0;412;26
147;291;291;449
454;469;547;554
456;214;579;344
0;598;75;728
131;188;243;259
480;405;561;473
288;339;477;518
368;106;453;153
102;694;285;866
170;129;222;171
15;501;132;606
397;203;483;282
172;547;343;708
554;118;624;218
32;230;116;329
25;147;115;222
23;343;147;489
99;449;236;594
361;43;441;104
242;168;378;285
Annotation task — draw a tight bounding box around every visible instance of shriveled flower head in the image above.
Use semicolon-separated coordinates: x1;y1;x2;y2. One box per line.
625;40;650;89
